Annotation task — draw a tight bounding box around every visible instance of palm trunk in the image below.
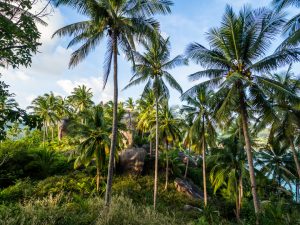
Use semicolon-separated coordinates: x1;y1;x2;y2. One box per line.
236;175;243;221
289;138;300;179
96;159;100;192
45;123;48;141
202;136;207;207
57;123;61;141
184;147;190;179
105;32;118;206
150;140;152;157
164;141;169;190
51;126;54;141
240;92;260;216
43;121;46;147
153;97;159;210
129;112;132;130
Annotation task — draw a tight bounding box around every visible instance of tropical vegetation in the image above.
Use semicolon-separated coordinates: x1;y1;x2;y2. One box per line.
1;0;300;224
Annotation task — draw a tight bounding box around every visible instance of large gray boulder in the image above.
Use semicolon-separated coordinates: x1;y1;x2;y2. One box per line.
174;178;204;200
118;148;147;174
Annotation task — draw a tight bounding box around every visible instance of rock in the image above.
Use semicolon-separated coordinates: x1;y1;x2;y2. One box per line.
183;205;203;212
178;151;197;167
118;148;147;175
174;178;204;200
59;118;70;139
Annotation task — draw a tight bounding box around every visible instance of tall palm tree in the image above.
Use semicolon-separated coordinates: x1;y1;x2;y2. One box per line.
124;37;184;209
69;105;110;191
185;5;300;214
68;85;94;124
181;86;216;207
53;0;172;205
158;100;182;190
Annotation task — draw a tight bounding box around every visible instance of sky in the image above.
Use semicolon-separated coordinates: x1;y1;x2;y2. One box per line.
1;0;299;108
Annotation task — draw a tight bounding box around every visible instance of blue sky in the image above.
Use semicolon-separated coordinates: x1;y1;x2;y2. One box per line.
1;0;299;108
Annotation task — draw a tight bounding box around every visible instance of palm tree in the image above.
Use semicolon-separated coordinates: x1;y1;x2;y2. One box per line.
136;88;156;155
181;86;216;207
103;101;128;152
29;93;59;145
68;85;94;124
260;67;300;180
208;123;247;221
124;37;184;209
54;97;70;141
125;97;135;131
53;0;172;205
185;5;300;214
256;138;295;194
272;0;300;48
158;100;182;190
69;105;110;191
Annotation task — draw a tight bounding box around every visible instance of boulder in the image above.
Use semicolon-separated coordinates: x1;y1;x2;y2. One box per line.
178;151;197;167
118;148;147;175
174;178;204;200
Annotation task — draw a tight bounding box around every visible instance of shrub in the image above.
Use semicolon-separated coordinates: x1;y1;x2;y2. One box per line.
0;194;178;225
0;179;34;202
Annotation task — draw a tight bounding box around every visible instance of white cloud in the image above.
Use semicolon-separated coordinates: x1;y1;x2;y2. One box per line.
57;77;113;103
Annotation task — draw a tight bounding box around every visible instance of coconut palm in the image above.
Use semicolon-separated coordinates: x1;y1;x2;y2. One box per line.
208;122;247;220
69;105;110;191
272;0;300;48
260;67;300;180
136;88;156;155
29;93;60;145
124;37;184;209
185;5;300;214
103;101;128;152
53;97;70;141
136;88;156;134
182;119;193;180
125;97;135;131
158;100;182;190
53;0;172;205
68;85;94;124
181;86;216;207
256;138;295;193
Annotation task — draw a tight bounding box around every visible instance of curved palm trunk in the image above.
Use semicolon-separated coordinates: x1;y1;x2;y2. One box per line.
289;138;300;179
153;97;159;209
164;140;169;190
240;94;260;216
105;32;118;206
202;137;207;207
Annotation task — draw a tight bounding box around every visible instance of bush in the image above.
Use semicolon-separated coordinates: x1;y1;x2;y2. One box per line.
0;194;178;225
0;141;72;187
0;179;34;202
